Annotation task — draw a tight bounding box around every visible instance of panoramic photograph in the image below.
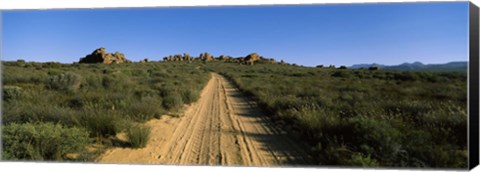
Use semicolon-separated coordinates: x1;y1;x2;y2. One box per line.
1;1;470;169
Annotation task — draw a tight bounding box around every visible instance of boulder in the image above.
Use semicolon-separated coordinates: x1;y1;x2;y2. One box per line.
79;48;128;64
173;54;182;61
200;52;213;61
268;58;276;64
140;58;149;63
183;53;191;61
245;53;259;62
218;55;232;61
244;53;260;65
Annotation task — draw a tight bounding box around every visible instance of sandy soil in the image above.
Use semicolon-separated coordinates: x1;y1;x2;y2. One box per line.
97;73;313;166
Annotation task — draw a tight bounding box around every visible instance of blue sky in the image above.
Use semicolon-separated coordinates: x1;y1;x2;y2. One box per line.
2;2;469;66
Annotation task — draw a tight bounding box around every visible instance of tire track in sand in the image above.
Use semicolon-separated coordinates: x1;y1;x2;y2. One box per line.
97;73;313;166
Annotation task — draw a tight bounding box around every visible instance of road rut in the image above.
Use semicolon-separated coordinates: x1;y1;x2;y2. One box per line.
98;73;313;166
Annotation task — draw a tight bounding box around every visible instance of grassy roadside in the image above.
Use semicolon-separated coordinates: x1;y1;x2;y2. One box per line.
206;62;467;168
2;61;210;161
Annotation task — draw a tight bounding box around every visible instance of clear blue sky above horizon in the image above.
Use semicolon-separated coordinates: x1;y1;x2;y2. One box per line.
2;2;469;66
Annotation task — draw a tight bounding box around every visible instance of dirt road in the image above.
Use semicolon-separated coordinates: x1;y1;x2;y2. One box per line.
98;73;313;166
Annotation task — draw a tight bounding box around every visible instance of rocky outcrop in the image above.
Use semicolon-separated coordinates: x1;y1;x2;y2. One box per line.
244;53;275;65
161;52;280;65
183;53;191;61
200;52;214;61
79;48;128;64
245;53;260;63
163;56;172;61
173;54;183;61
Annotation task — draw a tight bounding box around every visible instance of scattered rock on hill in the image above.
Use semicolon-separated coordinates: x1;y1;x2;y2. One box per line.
161;52;279;65
245;53;259;62
244;53;260;65
79;48;129;64
140;58;149;63
183;53;191;61
200;52;214;61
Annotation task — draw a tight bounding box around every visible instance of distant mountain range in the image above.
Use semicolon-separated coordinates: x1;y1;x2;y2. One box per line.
350;61;467;72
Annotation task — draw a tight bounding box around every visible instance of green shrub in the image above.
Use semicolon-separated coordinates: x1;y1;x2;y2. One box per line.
47;69;63;76
131;69;149;77
2;122;90;160
319;145;352;165
181;89;199;104
349;116;402;162
76;109;119;137
2;66;48;84
85;74;103;89
46;72;83;92
124;96;165;121
101;75;116;89
3;85;23;101
101;73;132;90
331;70;351;78
394;72;419;81
157;84;176;97
292;104;340;131
67;96;85;109
126;124;151;148
345;152;380;167
162;93;183;110
133;88;157;99
43;62;63;68
2;102;78;126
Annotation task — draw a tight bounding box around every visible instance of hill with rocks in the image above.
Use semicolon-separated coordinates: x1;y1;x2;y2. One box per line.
78;48;279;65
162;52;276;65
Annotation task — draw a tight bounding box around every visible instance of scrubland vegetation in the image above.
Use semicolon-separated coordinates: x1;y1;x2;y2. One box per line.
2;59;467;168
2;60;209;161
205;63;467;168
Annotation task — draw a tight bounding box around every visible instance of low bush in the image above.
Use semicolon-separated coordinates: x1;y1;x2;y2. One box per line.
46;72;83;93
2;122;90;160
84;74;103;89
348;116;402;163
3;85;23;101
181;89;199;104
162;92;183;110
75;109;119;137
101;73;132;91
331;70;351;78
394;72;419;81
126;124;151;148
124;96;165;121
345;153;380;167
133;88;157;99
157;84;176;97
2;102;78;126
